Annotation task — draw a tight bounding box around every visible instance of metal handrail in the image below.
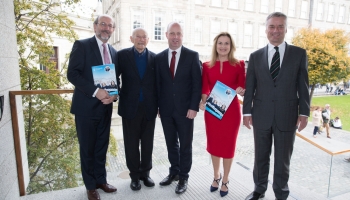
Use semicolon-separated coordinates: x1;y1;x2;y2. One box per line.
9;89;73;196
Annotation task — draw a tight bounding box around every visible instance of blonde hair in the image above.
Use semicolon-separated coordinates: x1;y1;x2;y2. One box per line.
209;32;238;67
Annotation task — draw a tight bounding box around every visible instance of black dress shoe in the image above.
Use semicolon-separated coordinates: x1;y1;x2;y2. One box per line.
175;178;188;194
245;191;265;200
159;174;179;186
140;176;155;187
130;179;141;191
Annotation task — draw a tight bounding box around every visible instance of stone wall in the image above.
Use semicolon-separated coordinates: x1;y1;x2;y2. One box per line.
0;0;27;199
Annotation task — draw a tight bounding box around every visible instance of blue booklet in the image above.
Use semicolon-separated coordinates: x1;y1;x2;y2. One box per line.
205;81;236;120
91;64;118;95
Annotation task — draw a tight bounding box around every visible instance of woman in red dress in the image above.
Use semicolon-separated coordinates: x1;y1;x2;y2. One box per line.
199;32;246;197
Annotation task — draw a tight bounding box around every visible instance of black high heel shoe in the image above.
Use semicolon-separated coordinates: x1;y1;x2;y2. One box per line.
220;181;229;197
210;174;222;192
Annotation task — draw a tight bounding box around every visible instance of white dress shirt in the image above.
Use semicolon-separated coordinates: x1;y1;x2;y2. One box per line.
168;46;182;76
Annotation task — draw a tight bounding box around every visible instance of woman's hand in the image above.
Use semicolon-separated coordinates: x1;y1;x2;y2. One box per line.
236;87;245;96
199;101;206;111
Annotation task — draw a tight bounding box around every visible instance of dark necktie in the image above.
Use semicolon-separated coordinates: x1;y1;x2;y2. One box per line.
270;46;280;81
170;51;177;79
102;43;111;64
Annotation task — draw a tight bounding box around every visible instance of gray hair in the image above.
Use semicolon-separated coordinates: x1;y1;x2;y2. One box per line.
132;27;148;37
266;12;287;26
94;14;115;27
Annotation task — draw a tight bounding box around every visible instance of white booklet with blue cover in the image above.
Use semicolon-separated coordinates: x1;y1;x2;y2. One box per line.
205;81;236;120
91;64;118;95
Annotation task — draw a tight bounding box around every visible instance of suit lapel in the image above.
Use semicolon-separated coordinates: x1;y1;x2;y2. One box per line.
162;49;172;79
108;44;117;64
262;45;272;80
275;42;288;83
144;49;153;79
90;37;103;65
175;46;187;80
126;47;141;80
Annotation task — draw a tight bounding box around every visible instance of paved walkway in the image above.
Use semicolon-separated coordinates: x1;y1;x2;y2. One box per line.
22;109;350;200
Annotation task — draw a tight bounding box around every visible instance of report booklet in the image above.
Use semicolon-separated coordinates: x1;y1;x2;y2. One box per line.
91;64;118;95
205;81;236;120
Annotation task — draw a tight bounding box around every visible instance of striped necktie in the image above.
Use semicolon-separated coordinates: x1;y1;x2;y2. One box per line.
270;46;280;81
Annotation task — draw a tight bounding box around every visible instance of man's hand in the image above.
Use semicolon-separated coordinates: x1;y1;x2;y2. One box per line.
186;109;197;119
101;95;117;105
96;89;109;100
296;116;308;132
243;116;253;129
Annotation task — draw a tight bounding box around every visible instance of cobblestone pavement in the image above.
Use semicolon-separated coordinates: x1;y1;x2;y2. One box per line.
107;110;350;199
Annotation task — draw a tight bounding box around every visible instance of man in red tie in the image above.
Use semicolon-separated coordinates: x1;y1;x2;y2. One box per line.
67;14;118;200
155;22;202;194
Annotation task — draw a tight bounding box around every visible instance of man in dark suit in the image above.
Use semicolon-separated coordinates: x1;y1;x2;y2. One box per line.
243;12;310;200
117;28;157;191
155;22;202;194
67;14;118;200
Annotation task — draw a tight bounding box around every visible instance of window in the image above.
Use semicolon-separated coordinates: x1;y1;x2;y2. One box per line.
327;4;335;22
260;0;268;13
288;0;295;17
210;20;221;44
338;6;345;23
300;1;308;19
194;19;203;44
286;28;294;44
173;14;185;29
40;47;58;73
132;10;144;29
245;0;254;12
275;0;282;12
258;25;266;48
154;13;165;40
316;2;324;20
243;23;253;47
211;0;221;7
228;0;238;9
228;22;237;45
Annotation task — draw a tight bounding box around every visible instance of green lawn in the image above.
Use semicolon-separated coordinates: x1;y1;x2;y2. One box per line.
310;95;350;131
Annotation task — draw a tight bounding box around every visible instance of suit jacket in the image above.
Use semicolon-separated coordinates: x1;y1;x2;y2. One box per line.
243;43;310;131
117;47;157;120
67;36;118;117
155;46;202;117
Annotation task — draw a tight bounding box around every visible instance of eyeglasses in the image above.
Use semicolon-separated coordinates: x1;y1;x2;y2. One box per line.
97;22;115;29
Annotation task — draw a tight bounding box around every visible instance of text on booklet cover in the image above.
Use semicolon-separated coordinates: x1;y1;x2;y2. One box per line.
205;81;236;120
92;64;118;95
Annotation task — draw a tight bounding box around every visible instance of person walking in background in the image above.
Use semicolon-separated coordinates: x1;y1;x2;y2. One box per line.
117;28;157;191
312;106;323;138
243;12;310;200
155;22;202;194
199;32;246;197
67;14;118;200
322;104;331;138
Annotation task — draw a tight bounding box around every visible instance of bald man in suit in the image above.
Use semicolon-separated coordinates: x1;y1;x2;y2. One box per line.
155;22;202;194
243;12;310;200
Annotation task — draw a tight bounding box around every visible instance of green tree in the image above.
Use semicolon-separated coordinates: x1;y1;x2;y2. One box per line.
15;0;117;194
292;28;350;100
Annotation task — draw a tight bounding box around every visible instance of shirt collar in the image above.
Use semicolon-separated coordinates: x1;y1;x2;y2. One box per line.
268;42;286;52
133;47;147;57
95;35;106;47
168;46;182;54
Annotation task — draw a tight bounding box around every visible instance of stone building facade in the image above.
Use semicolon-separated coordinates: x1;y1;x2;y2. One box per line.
102;0;350;61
